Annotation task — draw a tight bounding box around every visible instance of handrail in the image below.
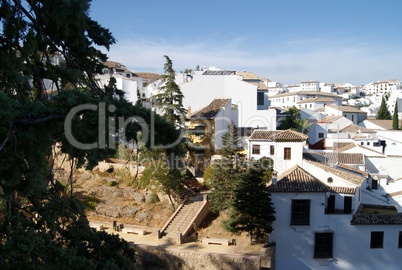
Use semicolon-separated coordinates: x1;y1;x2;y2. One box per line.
182;199;209;237
175;201;201;233
160;200;187;234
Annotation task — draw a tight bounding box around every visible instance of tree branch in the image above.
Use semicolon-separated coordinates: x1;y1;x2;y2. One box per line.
0;129;14;152
15;114;64;125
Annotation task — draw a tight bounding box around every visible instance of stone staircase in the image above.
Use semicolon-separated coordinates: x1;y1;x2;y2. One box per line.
162;197;204;238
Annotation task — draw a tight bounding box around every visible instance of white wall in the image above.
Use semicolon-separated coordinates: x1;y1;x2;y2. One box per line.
378;130;402;156
270;190;402;270
179;74;276;129
248;141;304;173
213;100;239;149
97;74;139;104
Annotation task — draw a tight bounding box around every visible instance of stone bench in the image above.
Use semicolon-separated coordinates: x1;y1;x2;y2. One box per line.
121;227;146;235
89;223;107;231
202;237;230;246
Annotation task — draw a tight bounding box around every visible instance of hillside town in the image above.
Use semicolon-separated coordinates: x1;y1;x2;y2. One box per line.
93;60;402;269
4;1;402;269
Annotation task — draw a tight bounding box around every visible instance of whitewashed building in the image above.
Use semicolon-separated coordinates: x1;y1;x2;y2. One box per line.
270;91;342;109
247;129;308;174
325;105;367;125
176;68;276;130
268;155;402;269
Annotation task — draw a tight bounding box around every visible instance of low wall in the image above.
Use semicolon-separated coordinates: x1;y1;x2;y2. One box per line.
98;161;144;176
133;244;264;270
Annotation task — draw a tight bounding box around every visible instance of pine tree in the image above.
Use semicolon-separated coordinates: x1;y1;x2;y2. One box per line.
392;101;399;130
205;121;244;213
154;55;187;126
224;168;276;243
0;1;181;268
220;120;244;165
377;96;392;120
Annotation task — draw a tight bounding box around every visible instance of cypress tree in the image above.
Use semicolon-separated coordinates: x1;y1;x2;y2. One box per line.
392;101;399;130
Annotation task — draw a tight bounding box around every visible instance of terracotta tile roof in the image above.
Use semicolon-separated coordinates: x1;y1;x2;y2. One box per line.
330;186;356;195
203;70;235;75
297;97;336;104
334;142;353;150
336;142;357;153
318;115;342;123
337;163;369;177
270;91;341;99
133;72;160;82
303;159;365;186
103;61;126;69
338;124;376;133
191;99;230;119
364;119;393;130
236;71;260;80
249;129;308;142
351;214;402;225
387;190;402;197
326;105;366;113
356;144;385;156
304;151;364;165
268;166;329;192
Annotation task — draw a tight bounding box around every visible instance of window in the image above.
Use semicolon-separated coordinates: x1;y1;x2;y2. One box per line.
314;233;333;258
370;231;384;248
291;200;310;225
326;195;335;214
367;142;370;146
252;145;260;155
142;81;147;88
284;147;291;160
352;115;354;122
257;92;264;106
270;145;275;155
344;196;352;214
318;132;324;138
361;142;364;145
398;232;402;248
372;179;378;189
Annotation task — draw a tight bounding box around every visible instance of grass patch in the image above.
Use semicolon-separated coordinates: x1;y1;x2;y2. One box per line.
81;195;100;211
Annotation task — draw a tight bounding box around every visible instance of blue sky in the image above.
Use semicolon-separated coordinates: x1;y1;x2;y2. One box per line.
90;0;402;85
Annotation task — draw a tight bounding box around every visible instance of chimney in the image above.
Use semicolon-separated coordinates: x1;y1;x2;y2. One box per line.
271;170;278;186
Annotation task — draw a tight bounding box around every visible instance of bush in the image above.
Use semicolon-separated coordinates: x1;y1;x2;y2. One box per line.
82;196;100;211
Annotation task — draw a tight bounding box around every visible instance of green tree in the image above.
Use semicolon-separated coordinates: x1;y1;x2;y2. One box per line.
377;96;392;120
140;160;187;210
205;121;244;212
0;1;180;268
220;121;244;166
278;106;310;133
224;168;276;243
392;101;399;130
154;55;187;126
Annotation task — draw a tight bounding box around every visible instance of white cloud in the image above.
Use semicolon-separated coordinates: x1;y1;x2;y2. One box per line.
104;36;402;85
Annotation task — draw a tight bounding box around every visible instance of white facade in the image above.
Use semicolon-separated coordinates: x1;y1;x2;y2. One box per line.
325;105;367;125
96;74;139;104
300;81;320;91
307;116;353;146
269;160;402;270
247;130;307;174
362;80;401;95
270;91;342;109
177;71;276;129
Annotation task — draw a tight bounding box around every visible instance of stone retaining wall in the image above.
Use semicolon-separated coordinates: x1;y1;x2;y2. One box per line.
133;244;265;270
